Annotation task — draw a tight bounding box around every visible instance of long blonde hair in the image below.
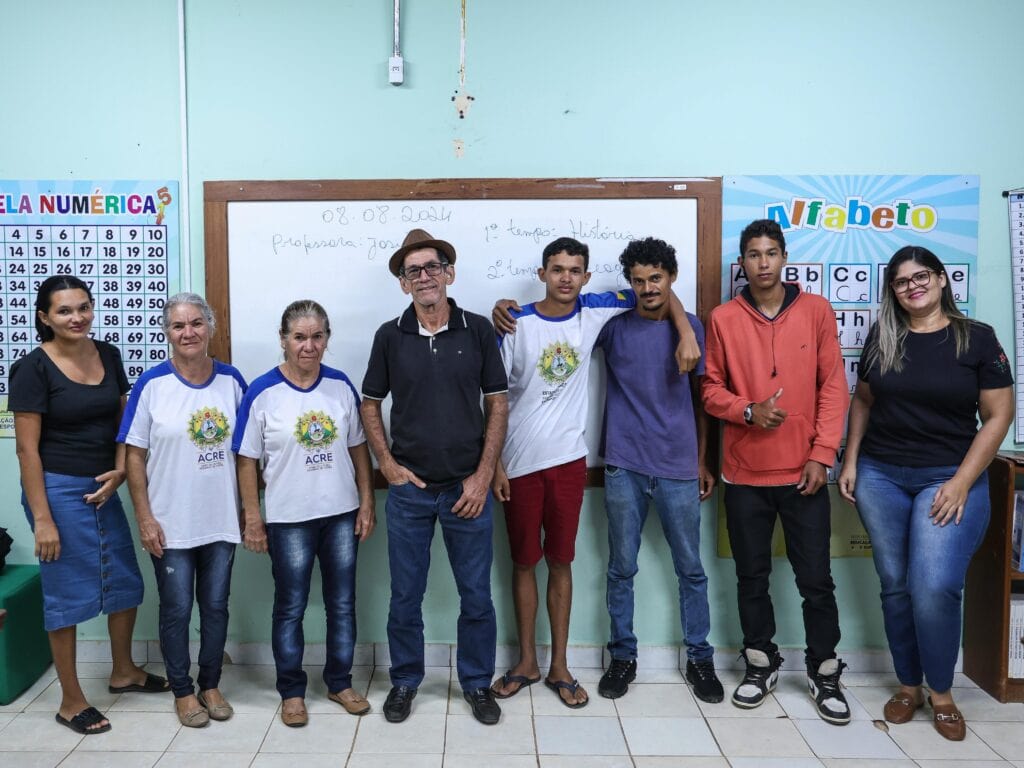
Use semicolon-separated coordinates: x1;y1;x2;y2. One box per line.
862;246;972;375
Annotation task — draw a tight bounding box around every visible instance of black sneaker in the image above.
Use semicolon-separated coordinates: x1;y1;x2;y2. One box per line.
463;687;501;725
808;658;850;725
598;658;637;699
383;685;417;723
685;659;724;703
731;649;781;709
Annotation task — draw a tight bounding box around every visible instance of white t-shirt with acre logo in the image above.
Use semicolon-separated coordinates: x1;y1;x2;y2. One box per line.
119;360;247;546
234;365;365;524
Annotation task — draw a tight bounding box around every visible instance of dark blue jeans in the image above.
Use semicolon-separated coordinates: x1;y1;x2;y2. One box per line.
385;481;496;692
266;511;358;699
855;456;990;692
603;466;713;662
724;482;840;669
151;541;235;699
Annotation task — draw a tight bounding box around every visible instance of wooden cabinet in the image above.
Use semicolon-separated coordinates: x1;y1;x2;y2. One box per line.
963;452;1024;701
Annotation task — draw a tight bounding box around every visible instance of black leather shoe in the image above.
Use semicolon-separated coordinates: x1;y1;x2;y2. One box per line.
598;658;637;699
686;659;724;703
463;687;501;725
383;685;417;723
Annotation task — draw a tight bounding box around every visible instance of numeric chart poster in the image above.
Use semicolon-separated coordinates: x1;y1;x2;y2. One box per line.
718;174;979;557
0;180;179;436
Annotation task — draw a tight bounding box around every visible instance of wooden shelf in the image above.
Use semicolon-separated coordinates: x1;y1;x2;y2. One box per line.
962;454;1024;702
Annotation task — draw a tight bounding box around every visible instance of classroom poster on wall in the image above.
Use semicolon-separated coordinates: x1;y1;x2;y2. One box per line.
718;174;980;557
0;180;180;437
1007;190;1024;443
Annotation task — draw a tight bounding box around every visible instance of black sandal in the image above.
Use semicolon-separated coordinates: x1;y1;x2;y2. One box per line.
108;672;170;694
55;706;112;735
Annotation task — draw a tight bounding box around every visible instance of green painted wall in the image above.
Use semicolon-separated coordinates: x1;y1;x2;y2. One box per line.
2;1;1021;654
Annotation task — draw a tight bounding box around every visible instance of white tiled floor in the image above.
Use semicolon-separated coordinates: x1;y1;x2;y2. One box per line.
2;663;1024;767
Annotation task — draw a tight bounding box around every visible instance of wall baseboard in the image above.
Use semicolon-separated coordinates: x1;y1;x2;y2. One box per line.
74;640;941;675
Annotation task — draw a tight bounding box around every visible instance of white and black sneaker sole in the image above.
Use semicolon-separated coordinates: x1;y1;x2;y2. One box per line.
808;681;850;725
730;672;778;709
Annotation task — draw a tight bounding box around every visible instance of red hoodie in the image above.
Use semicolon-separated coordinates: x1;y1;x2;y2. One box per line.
703;284;848;486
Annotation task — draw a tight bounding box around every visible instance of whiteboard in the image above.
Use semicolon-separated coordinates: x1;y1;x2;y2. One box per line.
214;182;716;467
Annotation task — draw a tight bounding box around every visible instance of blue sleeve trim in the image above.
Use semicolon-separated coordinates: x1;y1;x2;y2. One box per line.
580;289;636;310
116;362;173;442
231;368;281;453
322;366;362;406
216;361;249;394
511;303;537;320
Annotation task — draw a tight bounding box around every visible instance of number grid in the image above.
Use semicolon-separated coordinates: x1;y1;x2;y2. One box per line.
0;224;169;395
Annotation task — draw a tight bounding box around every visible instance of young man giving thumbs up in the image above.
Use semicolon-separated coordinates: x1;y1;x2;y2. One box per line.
703;219;850;725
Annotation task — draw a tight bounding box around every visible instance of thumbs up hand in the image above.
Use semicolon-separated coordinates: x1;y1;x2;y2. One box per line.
751;388;787;429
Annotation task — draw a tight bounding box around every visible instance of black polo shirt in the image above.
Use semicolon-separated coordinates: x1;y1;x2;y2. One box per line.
362;298;508;487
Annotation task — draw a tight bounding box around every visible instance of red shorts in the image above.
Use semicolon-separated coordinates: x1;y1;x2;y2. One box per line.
503;457;587;566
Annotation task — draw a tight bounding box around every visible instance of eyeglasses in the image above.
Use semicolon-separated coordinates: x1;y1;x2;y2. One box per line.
400;261;448;280
891;269;935;293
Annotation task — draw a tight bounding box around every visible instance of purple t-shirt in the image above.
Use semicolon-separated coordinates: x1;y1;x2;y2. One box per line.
596;311;705;480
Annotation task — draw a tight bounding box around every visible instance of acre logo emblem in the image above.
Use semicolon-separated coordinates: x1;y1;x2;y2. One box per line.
766;197;937;234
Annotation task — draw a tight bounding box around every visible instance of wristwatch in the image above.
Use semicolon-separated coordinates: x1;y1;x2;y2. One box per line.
743;403;754;425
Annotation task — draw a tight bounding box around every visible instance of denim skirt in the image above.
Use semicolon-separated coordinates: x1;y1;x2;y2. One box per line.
22;472;144;631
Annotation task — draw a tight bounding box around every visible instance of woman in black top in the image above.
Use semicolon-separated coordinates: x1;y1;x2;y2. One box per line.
11;276;167;735
839;247;1013;741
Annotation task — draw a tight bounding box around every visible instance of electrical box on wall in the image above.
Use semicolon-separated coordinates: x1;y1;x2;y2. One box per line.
389;55;404;85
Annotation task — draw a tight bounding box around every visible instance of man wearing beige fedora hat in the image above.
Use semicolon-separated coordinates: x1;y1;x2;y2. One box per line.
361;228;509;726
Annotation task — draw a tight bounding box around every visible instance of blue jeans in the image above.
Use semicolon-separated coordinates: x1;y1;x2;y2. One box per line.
385;481;496;692
266;511;358;699
151;542;235;698
604;466;713;662
855;456;990;693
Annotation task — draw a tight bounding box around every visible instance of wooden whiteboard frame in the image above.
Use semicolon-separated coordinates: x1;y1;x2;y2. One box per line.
203;177;723;364
203;178;723;486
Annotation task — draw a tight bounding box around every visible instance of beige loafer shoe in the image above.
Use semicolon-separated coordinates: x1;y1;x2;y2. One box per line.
281;697;308;728
328;688;371;716
198;690;234;722
177;706;210;728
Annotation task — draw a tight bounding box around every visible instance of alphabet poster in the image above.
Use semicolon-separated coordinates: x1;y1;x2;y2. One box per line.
719;174;979;556
0;180;180;437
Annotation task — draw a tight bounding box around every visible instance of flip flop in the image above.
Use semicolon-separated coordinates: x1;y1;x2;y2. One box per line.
544;678;589;709
491;670;541;699
55;706;112;735
108;672;170;694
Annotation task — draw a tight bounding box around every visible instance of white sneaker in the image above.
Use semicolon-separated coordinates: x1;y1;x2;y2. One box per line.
731;649;781;709
808;658;850;725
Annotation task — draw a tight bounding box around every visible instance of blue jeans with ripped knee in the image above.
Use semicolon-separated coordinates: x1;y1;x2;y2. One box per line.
151;541;235;699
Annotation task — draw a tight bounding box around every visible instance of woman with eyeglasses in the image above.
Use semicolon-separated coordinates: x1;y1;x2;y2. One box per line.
838;246;1013;741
